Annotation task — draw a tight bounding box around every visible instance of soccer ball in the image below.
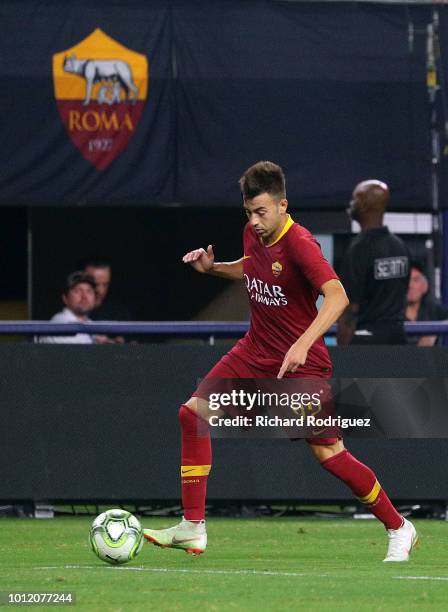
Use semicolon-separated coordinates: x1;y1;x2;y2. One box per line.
89;509;144;565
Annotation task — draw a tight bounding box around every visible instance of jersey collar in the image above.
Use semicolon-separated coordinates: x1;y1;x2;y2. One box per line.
265;214;294;247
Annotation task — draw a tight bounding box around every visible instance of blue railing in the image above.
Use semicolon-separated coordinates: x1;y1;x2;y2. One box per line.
0;320;447;336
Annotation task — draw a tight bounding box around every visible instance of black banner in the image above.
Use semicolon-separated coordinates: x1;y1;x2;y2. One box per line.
174;2;431;209
0;1;174;205
0;2;440;208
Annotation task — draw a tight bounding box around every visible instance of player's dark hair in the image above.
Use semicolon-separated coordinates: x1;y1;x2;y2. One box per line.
239;161;286;201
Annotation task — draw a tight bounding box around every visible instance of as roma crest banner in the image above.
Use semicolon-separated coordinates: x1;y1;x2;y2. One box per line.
0;4;173;205
53;29;148;170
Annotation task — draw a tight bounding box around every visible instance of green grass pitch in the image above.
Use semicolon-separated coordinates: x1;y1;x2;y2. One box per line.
0;517;446;611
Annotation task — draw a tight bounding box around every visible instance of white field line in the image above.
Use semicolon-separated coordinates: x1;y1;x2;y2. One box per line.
393;576;448;582
35;566;448;582
36;565;324;578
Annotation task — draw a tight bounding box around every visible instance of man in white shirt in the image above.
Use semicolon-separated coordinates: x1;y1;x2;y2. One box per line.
39;272;97;344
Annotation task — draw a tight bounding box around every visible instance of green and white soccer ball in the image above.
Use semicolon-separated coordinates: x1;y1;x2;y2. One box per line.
89;509;144;565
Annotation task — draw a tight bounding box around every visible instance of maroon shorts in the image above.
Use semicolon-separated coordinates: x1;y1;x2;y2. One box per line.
193;348;340;446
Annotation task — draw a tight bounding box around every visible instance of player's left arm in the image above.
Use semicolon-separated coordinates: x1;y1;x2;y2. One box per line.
278;279;349;379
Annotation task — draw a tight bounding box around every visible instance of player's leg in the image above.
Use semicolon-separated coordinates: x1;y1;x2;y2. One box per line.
144;350;250;555
307;440;418;561
144;396;217;555
179;397;215;523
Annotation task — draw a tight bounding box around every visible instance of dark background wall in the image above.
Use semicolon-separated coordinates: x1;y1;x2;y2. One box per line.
0;209;27;300
30;206;432;320
1;344;447;502
0;204;432;321
30;207;243;320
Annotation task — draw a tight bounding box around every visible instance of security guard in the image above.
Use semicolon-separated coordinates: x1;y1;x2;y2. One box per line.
337;180;409;345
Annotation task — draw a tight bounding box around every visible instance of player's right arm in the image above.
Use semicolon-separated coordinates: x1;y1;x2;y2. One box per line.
182;245;244;280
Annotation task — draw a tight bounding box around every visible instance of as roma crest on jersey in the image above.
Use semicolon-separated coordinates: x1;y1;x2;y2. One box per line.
53;29;148;170
272;261;283;277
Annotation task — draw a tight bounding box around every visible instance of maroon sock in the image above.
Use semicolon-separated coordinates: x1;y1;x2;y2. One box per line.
321;449;403;530
179;404;211;521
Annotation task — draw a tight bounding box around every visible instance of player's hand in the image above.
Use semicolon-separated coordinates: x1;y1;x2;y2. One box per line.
182;244;215;274
277;341;309;379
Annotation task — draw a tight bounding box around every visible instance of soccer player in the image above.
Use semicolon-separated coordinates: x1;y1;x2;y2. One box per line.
144;162;418;562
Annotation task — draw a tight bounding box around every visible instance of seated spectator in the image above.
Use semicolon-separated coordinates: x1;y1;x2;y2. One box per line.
405;264;448;346
82;258;132;343
39;272;97;344
81;259;130;319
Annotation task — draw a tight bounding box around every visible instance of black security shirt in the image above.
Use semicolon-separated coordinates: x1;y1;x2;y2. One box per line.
342;227;409;327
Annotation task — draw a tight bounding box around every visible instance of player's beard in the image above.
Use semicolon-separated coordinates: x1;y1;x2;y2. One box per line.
259;229;273;244
254;227;268;241
262;220;283;244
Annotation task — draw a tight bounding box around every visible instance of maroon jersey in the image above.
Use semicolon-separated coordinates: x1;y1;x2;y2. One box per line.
233;215;339;376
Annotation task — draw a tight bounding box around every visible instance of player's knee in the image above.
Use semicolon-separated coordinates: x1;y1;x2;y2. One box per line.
179;403;197;433
184;397;198;412
179;401;209;437
308;440;345;463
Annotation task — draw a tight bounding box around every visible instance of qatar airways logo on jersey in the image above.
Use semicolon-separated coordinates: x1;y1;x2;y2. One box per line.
244;274;288;306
